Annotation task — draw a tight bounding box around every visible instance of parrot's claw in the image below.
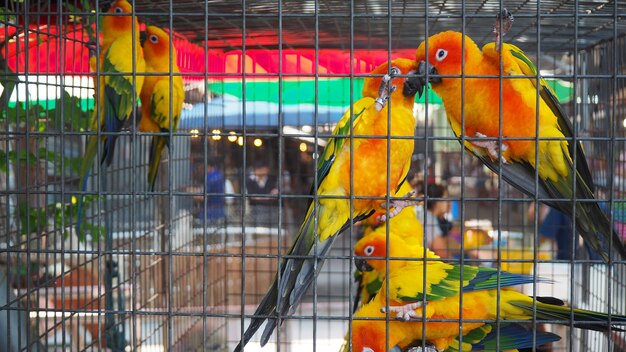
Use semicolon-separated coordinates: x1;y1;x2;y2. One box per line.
378;191;417;223
472;132;509;164
406;346;440;352
381;301;424;321
493;8;514;52
375;68;400;111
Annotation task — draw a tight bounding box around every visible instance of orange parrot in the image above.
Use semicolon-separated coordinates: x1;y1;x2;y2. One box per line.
234;59;422;351
77;0;145;235
139;26;184;191
353;182;424;311
412;30;626;262
350;230;626;351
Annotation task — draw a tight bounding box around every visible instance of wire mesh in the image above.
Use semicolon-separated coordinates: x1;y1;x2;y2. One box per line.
0;1;625;351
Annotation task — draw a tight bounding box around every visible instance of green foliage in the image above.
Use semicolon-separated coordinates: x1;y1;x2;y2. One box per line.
0;7;17;25
0;101;45;128
64;0;99;44
1;76;95;243
17;195;105;240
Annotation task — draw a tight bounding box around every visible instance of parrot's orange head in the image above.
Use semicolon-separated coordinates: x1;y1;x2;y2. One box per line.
362;58;421;110
413;31;482;97
142;26;177;63
354;231;393;274
103;0;138;37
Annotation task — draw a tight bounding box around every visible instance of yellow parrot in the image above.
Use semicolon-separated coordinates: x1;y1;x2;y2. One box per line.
412;30;626;262
77;0;145;233
139;26;184;191
350;230;626;351
234;58;422;351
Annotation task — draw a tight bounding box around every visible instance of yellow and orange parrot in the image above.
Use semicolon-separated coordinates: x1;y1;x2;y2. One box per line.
139;26;184;191
350;231;626;351
77;0;145;233
234;58;422;351
412;30;626;262
354;182;424;311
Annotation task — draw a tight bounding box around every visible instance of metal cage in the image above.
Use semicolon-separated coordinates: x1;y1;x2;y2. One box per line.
0;1;625;351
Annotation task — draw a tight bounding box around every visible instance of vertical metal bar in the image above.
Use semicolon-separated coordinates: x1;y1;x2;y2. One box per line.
420;1;430;349
606;1;618;349
276;0;285;350
22;1;33;348
384;2;392;352
458;2;467;350
570;1;579;350
58;2;68;350
239;0;249;349
347;0;356;349
202;0;209;349
531;2;542;351
167;0;176;348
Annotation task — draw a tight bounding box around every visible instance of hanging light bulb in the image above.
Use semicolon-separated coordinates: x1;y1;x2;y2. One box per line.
211;129;221;141
253;138;263;147
299;142;307;152
228;131;237;142
237;136;244;146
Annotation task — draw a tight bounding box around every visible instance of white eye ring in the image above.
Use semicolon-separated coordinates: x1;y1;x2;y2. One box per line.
390;67;401;76
149;34;159;44
114;6;123;13
364;245;375;256
435;48;448;61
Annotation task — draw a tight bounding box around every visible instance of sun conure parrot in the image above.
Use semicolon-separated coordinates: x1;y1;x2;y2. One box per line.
412;30;626;262
77;0;145;233
234;58;422;351
139;26;184;191
353;182;424;312
350;230;626;351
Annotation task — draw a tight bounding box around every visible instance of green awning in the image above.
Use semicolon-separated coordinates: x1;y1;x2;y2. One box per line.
209;77;574;106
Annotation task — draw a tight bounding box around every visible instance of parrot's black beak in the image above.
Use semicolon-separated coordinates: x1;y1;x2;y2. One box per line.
355;258;374;272
140;31;147;46
403;71;421;98
413;61;442;98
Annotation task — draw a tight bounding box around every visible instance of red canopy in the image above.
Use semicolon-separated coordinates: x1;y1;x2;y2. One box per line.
2;23;416;80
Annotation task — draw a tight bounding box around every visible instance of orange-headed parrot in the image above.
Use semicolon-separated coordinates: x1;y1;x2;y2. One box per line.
139;26;184;191
350;230;626;351
412;30;626;262
77;0;145;234
234;58;422;351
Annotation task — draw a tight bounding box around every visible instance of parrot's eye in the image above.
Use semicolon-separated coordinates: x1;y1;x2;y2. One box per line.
435;48;448;61
149;34;159;44
113;6;123;13
390;67;400;76
364;245;375;256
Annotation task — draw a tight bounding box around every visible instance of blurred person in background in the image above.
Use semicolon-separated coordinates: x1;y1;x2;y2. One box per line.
527;202;579;260
191;157;226;226
415;182;460;258
246;162;278;228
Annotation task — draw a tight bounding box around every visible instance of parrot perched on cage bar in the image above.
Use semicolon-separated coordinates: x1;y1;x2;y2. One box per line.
350;230;626;352
234;58;423;351
77;0;145;234
412;29;626;263
139;25;184;191
353;182;424;312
